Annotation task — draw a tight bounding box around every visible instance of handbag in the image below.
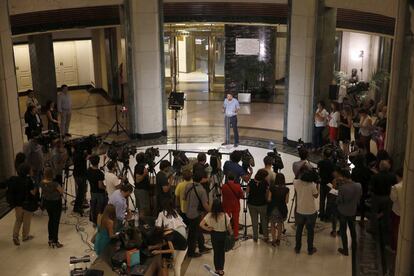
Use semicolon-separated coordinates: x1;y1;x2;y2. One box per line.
224;215;235;252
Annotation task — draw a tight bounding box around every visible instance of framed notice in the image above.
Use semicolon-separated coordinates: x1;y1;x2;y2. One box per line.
235;38;260;55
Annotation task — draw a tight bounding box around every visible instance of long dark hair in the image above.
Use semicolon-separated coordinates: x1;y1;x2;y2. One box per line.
211;198;224;221
159;198;178;219
275;173;286;187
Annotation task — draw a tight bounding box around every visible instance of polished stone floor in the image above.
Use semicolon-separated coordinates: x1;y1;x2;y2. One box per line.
0;143;351;276
18;90;284;142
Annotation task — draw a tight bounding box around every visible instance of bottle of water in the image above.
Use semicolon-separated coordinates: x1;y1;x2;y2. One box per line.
134;208;139;227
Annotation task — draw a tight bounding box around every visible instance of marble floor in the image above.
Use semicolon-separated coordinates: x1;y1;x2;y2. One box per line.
0;143;352;276
18;90;284;142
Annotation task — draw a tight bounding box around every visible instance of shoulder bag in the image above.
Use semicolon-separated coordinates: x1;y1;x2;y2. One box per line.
224;214;235;252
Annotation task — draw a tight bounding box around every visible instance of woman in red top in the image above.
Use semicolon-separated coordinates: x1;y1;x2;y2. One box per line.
221;173;244;240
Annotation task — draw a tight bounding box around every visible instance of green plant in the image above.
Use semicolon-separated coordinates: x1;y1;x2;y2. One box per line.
369;70;390;92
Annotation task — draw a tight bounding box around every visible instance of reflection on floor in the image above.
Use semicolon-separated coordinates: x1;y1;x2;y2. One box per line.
18;90;284;142
0;143;351;276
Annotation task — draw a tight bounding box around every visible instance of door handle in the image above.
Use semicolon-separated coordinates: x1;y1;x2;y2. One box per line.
16;66;19;70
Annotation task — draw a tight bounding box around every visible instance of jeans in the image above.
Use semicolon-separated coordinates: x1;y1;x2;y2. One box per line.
90;193;108;225
187;216;206;255
319;184;329;219
224;116;239;144
248;204;268;240
338;213;357;252
295;212;317;252
60;110;71;135
13;207;32;239
73;175;87;212
313;126;325;148
211;231;226;271
44;199;62;242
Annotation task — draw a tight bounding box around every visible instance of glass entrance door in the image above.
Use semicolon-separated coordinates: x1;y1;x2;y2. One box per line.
176;34;209;92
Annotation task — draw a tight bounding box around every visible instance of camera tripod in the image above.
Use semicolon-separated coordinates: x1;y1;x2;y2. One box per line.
239;182;252;241
62;165;76;212
103;104;129;139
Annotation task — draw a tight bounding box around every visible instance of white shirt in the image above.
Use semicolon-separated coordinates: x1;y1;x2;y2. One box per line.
108;190;127;221
294;179;318;215
155;211;186;230
338;85;347;104
314;108;329;127
105;172;120;197
390;181;403;216
328;111;340;128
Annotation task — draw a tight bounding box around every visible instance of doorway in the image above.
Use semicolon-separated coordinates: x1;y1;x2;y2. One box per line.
165;24;225;94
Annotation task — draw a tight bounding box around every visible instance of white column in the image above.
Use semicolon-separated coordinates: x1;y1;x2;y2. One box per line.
0;0;24;179
125;0;164;137
286;0;318;143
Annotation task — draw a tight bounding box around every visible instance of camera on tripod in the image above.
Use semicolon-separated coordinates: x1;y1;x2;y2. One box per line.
207;149;222;160
65;134;102;157
172;150;189;176
322;144;349;170
267;148;284;172
236;149;255;172
106;141;137;165
35;130;60;152
144;147;160;173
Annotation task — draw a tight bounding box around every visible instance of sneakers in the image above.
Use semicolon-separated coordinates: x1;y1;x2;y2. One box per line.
338;248;349;256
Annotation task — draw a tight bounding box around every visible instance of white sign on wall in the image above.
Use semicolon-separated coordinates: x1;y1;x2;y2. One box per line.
235;38;260;55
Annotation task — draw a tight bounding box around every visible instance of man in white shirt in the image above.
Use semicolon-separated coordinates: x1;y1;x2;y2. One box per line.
105;161;121;197
222;93;240;147
57;84;72;136
263;156;276;185
294;168;319;255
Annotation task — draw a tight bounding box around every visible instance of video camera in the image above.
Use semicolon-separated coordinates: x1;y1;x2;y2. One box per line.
322;143;349;169
207;149;222;160
267;148;284;172
236;149;255;172
144;147;160;173
35;130;60;152
172;150;189;176
106;141;137;165
65;134;102;157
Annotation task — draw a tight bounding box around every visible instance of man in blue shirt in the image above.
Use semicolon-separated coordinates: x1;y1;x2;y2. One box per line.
223;93;240;147
108;184;133;226
223;151;252;184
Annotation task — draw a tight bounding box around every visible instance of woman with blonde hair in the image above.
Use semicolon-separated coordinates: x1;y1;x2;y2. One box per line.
40;167;64;248
94;204;117;256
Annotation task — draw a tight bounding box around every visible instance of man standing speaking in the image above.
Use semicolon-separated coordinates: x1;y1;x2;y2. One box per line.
223;93;240;147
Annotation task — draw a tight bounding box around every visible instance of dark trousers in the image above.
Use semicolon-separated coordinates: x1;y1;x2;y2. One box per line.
326;194;338;231
338;213;357;252
225;116;239;144
295;212;317;252
370;194;392;244
44;199;62;242
90;193;108;225
187;216;206;255
319;185;329;219
73;175;87;212
211;231;226;271
313;126;325;148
